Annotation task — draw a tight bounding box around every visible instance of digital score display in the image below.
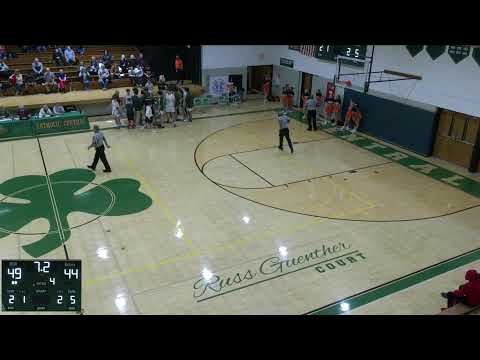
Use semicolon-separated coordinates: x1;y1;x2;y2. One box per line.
2;260;81;312
335;45;367;67
316;45;336;61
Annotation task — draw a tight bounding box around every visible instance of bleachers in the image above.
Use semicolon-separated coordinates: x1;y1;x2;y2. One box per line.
1;45;140;96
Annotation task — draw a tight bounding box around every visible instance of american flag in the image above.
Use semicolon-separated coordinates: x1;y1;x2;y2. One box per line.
300;45;317;57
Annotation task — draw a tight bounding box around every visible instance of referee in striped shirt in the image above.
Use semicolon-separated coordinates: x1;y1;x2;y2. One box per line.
87;125;112;172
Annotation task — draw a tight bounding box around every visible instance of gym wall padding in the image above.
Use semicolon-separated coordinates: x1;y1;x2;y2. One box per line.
342;88;438;156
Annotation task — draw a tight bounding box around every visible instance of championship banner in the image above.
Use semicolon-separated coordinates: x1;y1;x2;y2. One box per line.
208;76;229;96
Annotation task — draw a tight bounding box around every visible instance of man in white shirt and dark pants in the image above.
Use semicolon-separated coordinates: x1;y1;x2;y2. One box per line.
278;111;294;154
87;125;112;172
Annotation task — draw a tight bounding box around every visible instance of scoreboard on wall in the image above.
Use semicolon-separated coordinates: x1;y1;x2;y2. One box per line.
2;260;81;312
313;45;368;65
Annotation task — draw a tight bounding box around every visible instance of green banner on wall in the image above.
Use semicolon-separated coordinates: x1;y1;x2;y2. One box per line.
33;112;90;135
0;112;90;140
406;45;424;57
426;45;446;60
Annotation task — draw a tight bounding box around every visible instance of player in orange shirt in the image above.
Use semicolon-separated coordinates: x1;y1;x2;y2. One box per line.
331;95;342;126
323;93;335;125
342;100;362;133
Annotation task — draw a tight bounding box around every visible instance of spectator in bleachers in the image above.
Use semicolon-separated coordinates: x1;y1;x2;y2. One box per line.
441;269;480;310
64;46;76;65
129;54;137;68
133;65;144;86
53;47;65;66
38;104;54;118
18;105;30;120
43;68;56;93
79;61;87;73
137;53;145;68
89;56;99;75
53;103;65;115
0;60;12;79
75;46;86;56
9;70;25;95
0;45;6;60
98;63;110;90
119;54;128;74
79;66;91;90
109;62;122;79
101;50;113;68
36;45;47;52
57;69;68;93
144;78;153;95
22;45;34;53
32;58;45;84
158;74;166;88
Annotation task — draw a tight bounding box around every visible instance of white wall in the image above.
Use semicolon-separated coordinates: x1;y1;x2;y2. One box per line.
368;45;480;116
202;67;248;94
272;65;301;104
202;45;276;69
201;45;277;94
268;45;480;116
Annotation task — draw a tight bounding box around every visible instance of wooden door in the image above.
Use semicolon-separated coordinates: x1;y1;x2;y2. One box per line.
300;73;313;107
433;109;480;169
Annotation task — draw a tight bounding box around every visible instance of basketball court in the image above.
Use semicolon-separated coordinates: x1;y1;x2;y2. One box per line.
1;96;480;314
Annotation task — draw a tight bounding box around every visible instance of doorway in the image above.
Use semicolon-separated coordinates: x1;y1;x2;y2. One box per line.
300;72;313;107
247;65;273;94
433;109;480;169
229;74;243;92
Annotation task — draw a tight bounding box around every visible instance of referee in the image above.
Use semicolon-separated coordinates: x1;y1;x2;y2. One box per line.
278;111;294;154
87;125;112;173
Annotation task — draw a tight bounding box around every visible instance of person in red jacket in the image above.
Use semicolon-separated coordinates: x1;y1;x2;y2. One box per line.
175;55;184;85
441;269;480;309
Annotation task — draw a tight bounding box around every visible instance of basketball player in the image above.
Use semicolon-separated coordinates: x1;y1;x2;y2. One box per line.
323;92;335;125
278;111;294;154
305;96;317;131
164;89;176;127
111;90;122;128
342;100;362;133
332;95;342;126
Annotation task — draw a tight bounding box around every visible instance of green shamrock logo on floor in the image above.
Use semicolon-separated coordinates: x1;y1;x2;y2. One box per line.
0;169;153;257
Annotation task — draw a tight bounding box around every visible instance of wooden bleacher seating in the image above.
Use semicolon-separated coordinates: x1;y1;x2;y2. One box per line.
1;45;140;96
